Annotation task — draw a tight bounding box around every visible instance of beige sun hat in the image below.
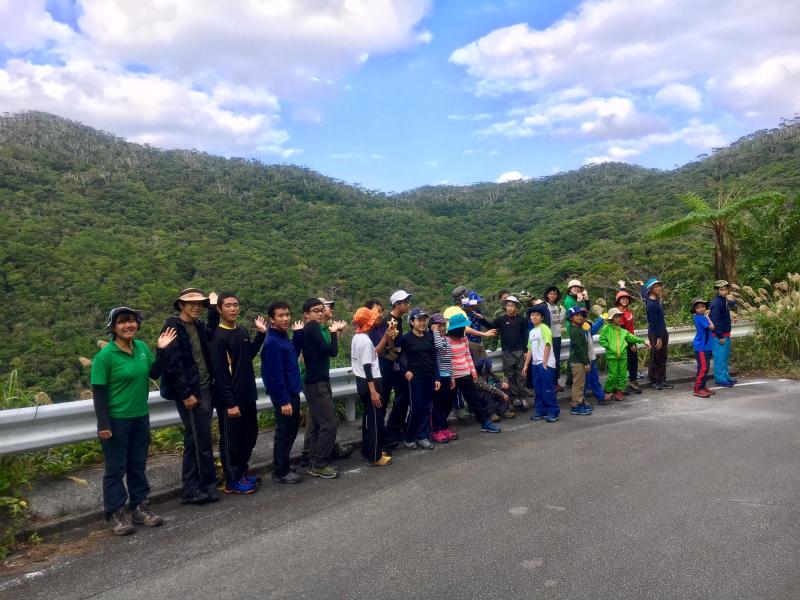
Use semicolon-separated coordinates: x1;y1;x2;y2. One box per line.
566;279;584;290
173;288;209;310
606;307;624;320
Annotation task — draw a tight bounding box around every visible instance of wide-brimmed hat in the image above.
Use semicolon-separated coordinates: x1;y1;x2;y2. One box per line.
566;279;584;290
527;303;549;319
503;295;521;306
691;298;709;312
451;285;468;301
615;290;635;305
645;277;662;291
606;307;624;320
173;288;209;310
106;306;143;329
352;307;380;332
446;312;471;332
543;285;562;302
713;280;730;288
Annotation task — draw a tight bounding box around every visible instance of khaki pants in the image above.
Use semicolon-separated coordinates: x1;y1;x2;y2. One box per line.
570;364;587;406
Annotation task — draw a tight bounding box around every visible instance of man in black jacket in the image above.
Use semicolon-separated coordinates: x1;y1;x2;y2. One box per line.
159;288;218;505
208;292;267;495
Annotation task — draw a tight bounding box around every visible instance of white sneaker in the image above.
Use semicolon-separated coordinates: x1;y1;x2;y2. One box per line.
403;440;418;450
417;438;434;450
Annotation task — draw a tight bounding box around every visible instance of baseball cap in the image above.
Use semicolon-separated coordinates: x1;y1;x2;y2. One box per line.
389;290;412;306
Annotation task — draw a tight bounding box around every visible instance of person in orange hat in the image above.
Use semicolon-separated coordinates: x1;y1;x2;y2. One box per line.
351;307;391;466
614;286;642;394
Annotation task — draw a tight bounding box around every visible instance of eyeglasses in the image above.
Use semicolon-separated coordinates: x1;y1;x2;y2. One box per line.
310;307;325;313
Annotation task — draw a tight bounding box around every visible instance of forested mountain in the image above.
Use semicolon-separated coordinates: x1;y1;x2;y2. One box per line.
1;111;798;398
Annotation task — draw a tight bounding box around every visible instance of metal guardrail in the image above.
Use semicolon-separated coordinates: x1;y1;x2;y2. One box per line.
0;322;754;455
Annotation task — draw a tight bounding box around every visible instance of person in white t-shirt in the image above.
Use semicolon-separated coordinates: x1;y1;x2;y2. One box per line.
351;307;392;466
522;305;560;423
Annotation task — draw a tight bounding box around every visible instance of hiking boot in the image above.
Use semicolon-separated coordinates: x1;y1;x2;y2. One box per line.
271;471;303;484
403;440;418;450
545;413;560;423
628;381;641;394
693;388;712;398
613;391;625;401
224;477;257;494
333;444;354;460
180;489;212;505
444;429;459;441
503;409;516;419
489;414;501;423
370;455;392;467
108;507;134;536
307;465;339;479
132;501;163;527
480;420;501;433
417;438;434;450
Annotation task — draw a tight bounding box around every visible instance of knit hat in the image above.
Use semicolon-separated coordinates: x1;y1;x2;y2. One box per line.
566;279;584;291
606;307;624;321
644;277;662;291
106;306;143;329
352;307;380;333
691;298;708;313
446;312;470;332
615;290;635;305
173;288;209;310
714;280;730;288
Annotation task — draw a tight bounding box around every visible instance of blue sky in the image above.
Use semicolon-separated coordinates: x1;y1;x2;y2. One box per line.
1;1;798;192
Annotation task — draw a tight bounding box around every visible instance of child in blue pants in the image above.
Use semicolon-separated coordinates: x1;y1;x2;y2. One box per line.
582;314;606;404
523;305;560;422
710;280;737;387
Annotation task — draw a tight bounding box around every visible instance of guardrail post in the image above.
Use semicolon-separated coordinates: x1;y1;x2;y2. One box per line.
345;396;356;422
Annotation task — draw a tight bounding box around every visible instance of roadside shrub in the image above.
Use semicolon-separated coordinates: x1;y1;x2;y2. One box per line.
736;274;800;362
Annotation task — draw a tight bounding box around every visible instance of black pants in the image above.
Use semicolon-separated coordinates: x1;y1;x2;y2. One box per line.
627;346;639;382
100;415;151;519
551;336;562;385
175;387;217;497
273;393;301;477
381;359;410;445
648;330;669;383
454;376;489;423
218;399;258;483
358;378;386;462
432;376;455;432
304;380;338;468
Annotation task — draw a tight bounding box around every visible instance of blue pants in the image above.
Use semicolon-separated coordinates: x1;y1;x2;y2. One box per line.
100;415;151;519
533;364;560;417
584;360;605;401
712;336;732;384
406;375;435;442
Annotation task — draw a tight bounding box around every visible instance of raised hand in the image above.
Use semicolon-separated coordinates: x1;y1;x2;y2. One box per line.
254;316;267;333
292;320;305;331
329;320;348;333
157;327;177;349
208;291;218;306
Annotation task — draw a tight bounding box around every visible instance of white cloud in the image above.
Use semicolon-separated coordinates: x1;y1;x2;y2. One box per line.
417;30;434;44
0;0;432;158
447;113;492;121
654;83;702;112
496;170;529;183
450;0;800;120
424;159;439;167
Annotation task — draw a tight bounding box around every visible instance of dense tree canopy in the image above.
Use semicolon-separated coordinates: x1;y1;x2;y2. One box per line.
1;112;798;399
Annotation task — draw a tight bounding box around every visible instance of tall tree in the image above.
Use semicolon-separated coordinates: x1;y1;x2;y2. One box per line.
647;190;787;283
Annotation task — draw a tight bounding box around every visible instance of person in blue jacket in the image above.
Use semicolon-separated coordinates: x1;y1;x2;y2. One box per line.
635;278;673;390
261;301;303;484
691;298;715;398
709;280;737;387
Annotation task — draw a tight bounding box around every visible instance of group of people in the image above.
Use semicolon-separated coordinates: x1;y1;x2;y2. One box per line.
90;276;738;535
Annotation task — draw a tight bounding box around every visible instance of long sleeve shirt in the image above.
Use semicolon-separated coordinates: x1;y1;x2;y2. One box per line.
208;324;265;408
432;330;453;377
447;335;477;378
488;313;528;352
466;311;492;345
693;315;714;352
569;325;590;366
398;331;439;378
301;320;338;384
563;294;591;335
709;295;735;335
599;324;645;359
261;328;302;406
640;285;667;335
546;302;566;338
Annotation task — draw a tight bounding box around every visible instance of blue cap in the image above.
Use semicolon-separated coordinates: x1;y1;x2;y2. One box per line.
567;306;588;319
408;308;429;321
645;277;662;291
446;312;471;331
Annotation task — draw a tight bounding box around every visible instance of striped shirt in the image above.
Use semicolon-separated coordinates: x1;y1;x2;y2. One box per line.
447;335;476;378
432;330;453;377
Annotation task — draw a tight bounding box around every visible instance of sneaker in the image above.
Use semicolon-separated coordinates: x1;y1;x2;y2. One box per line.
503;409;516;419
555;383;565;393
693;389;712;398
489;414;501;423
307;465;339;479
403;440;418;450
432;431;449;444
224;477;257;494
597;396;607;405
627;381;641;394
545;413;560;423
604;393;613;402
108;507;135;535
613;391;625;401
180;489;212;505
333;444;354;460
661;382;674;389
728;378;738;385
717;381;735;388
245;473;263;486
417;438;434;450
455;408;471;420
703;387;716;395
444;429;459;441
480;420;502;433
530;414;546;421
570;405;583;415
650;382;664;390
271;471;303;484
369;455;392;467
131;501;163;527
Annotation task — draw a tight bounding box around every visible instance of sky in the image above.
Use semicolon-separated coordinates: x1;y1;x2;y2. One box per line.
1;0;799;192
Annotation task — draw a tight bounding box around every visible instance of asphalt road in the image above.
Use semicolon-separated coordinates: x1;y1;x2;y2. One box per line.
3;378;799;600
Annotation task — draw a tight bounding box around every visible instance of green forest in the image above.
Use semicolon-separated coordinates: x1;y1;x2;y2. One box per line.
1;111;799;399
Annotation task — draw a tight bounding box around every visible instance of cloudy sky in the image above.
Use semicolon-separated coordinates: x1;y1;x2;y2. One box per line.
1;0;798;191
